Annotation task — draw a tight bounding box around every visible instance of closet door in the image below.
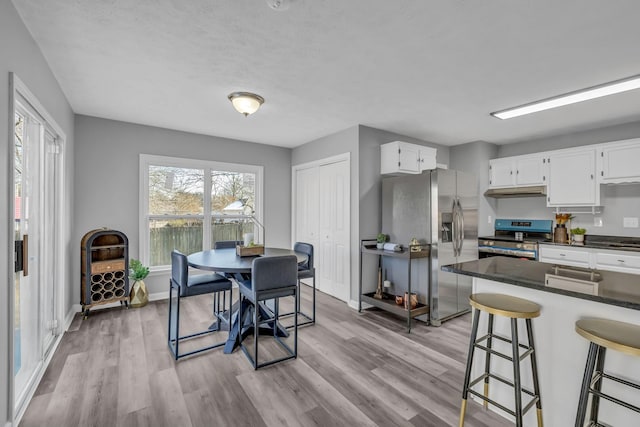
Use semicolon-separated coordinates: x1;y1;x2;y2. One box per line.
318;159;350;302
294;166;319;259
293;155;350;302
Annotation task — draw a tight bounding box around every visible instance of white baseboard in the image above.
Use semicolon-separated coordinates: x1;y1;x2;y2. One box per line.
63;306;77;331
149;291;169;301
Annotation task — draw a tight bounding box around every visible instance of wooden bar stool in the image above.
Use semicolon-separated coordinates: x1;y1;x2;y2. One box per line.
575;318;640;426
459;293;543;427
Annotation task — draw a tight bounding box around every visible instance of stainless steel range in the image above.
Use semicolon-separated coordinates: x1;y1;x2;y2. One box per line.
478;219;553;260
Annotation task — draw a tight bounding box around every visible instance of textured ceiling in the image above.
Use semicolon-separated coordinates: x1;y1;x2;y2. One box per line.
12;0;640;148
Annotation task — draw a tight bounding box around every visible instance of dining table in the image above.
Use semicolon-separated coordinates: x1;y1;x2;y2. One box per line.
187;247;307;353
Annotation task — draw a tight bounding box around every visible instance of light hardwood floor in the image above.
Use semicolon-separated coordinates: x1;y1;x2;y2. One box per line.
20;285;513;427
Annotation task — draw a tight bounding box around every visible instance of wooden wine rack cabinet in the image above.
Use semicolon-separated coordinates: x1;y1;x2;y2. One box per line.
81;229;129;318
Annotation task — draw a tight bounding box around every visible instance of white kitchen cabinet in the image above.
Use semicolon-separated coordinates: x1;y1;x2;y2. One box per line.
539;244;640;275
488;154;546;188
599;138;640;184
488;158;515;187
546;148;599;207
539;245;591;268
380;141;436;175
594;250;640;275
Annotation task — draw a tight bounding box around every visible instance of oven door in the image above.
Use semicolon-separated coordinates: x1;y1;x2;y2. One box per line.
478;245;537;260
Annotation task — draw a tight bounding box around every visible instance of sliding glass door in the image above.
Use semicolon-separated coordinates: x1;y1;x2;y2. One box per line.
13;99;60;408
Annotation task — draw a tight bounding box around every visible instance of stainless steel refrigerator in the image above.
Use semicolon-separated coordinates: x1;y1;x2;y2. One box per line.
381;168;478;326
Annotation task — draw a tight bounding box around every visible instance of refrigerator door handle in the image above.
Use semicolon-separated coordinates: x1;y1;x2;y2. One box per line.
451;199;459;256
457;198;465;253
456;199;462;256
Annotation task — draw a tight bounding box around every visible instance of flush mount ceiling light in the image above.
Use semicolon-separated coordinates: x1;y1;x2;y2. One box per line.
227;92;265;117
491;74;640;120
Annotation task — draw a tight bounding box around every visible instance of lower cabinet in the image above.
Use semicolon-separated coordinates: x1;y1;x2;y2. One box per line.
594;251;640;274
539;244;640;275
538;245;591;268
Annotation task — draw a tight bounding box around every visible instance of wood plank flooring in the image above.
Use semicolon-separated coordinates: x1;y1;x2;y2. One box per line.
20;286;513;427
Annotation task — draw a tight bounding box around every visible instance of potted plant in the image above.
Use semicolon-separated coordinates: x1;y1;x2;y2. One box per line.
571;227;587;243
129;258;149;308
376;233;388;249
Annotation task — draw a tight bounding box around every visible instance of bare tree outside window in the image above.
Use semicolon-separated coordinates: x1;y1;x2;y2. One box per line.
145;162;259;267
211;171;255;215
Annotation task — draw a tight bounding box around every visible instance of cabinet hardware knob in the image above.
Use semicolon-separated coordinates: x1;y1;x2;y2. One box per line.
560;254;566;256
618;259;625;263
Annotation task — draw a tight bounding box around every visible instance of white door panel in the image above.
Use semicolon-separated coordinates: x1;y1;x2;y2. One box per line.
294;156;350;302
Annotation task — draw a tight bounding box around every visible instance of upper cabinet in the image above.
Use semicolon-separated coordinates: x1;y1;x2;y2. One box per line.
488;138;640;206
546;147;599;207
381;141;437;175
599;138;640;184
488;154;546;188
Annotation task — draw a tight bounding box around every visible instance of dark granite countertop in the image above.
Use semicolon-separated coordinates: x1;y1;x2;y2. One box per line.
442;257;640;310
539;235;640;253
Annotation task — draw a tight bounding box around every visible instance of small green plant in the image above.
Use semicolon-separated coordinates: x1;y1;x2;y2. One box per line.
571;228;587;235
129;259;149;281
377;233;388;244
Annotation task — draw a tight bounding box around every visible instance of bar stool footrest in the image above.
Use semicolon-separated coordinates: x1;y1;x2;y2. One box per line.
475;333;534;363
589;387;640;414
467;387;539;418
468;372;537;399
476;331;531;351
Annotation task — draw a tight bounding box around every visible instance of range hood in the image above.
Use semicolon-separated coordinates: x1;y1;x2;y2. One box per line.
484;185;547;199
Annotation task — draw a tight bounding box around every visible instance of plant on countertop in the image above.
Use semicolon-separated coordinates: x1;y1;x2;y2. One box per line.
377;233;388;243
129;259;149;281
555;213;574;225
571;228;587;235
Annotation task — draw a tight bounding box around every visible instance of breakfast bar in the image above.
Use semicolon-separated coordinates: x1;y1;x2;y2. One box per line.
443;256;640;427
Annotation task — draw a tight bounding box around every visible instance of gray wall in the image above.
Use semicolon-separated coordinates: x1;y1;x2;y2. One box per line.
74;115;292;296
292;125;450;303
1;1;75;424
450;141;498;237
494;120;640;237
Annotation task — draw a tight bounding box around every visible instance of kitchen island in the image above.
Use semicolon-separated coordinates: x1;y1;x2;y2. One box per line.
443;257;640;427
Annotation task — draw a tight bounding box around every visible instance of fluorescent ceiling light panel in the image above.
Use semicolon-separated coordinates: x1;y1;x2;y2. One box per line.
491;74;640;120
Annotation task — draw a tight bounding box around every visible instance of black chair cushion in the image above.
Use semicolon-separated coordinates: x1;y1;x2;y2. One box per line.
180;274;231;297
187;272;231;288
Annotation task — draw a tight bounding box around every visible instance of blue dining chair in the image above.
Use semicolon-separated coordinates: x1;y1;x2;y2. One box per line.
295;242;316;326
282;242;316;328
237;255;298;369
213;240;242;249
168;250;233;360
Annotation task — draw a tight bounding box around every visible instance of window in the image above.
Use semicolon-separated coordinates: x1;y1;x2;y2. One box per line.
140;154;263;269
